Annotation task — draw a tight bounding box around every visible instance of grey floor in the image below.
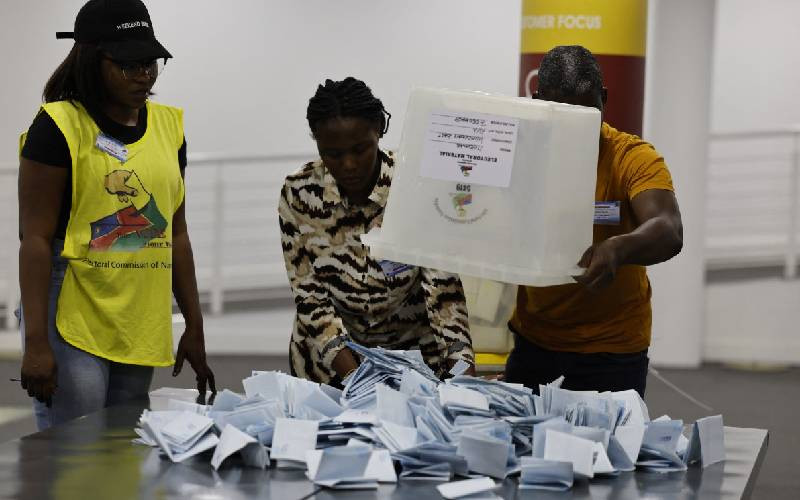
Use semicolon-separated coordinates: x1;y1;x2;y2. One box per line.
0;355;797;500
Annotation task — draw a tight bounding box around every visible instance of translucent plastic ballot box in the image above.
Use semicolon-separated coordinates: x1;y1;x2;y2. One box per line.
362;88;601;286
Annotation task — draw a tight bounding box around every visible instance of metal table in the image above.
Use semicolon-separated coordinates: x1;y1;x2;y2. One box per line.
0;403;768;500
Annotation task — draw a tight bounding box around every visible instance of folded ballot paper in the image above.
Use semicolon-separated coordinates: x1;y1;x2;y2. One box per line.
636;418;688;473
305;444;379;489
134;344;726;492
519;457;573;491
392;442;467;481
684;414;725;467
362;87;600;286
135;410;219;463
436;477;499;499
271;418;319;469
211;424;268;470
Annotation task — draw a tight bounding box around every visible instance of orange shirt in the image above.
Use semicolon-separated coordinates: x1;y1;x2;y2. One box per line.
509;122;674;353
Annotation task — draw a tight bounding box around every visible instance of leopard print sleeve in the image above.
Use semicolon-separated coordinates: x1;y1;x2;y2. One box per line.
420;267;474;366
279;171;349;382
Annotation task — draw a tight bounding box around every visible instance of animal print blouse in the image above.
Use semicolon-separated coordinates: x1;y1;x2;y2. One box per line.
279;151;474;384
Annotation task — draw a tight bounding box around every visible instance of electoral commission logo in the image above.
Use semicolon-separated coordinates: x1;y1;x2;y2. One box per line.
433;184;488;224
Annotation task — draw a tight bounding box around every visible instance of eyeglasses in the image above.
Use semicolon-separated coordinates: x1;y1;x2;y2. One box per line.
105;57;166;80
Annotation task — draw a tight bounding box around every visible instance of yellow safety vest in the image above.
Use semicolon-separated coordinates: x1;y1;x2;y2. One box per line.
30;100;185;366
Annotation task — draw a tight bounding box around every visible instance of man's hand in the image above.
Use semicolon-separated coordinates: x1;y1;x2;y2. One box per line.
573;190;683;292
573;238;621;291
20;337;57;407
173;328;216;404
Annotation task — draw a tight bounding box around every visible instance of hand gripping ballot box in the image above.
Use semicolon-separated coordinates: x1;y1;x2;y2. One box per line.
362;88;601;286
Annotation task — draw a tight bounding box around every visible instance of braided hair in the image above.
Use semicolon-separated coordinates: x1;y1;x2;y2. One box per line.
306;77;391;138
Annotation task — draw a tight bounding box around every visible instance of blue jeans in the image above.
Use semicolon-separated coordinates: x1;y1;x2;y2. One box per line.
19;240;154;430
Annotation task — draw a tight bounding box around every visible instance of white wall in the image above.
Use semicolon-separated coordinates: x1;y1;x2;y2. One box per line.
1;0;522;163
702;0;800;366
644;0;715;367
1;1;84;165
705;278;800;364
711;0;800;132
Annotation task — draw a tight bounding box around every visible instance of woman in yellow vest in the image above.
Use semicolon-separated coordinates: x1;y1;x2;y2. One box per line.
17;0;215;430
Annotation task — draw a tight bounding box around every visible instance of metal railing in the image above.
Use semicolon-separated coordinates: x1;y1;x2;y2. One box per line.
0;152;313;330
706;127;800;278
183;152;312;314
2;126;800;332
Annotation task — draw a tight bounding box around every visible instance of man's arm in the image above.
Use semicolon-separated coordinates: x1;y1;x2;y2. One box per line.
574;189;683;290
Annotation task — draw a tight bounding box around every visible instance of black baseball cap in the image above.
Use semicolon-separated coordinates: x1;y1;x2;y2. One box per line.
56;0;172;61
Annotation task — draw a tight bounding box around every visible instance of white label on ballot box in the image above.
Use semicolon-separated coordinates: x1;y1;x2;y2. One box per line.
420;109;518;187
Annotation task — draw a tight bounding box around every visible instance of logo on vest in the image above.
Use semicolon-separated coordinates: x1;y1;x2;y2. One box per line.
89;169;168;251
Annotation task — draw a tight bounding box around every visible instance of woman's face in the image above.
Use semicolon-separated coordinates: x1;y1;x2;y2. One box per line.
100;56;157;112
314;117;381;202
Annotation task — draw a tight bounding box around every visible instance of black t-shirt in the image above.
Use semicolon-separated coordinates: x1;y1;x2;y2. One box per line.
20;104;187;239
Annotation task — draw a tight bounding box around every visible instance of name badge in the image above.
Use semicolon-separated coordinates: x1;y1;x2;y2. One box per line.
378;259;413;278
594;201;621;225
95;132;128;162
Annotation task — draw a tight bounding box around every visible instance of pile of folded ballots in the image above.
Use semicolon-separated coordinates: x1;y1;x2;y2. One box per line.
134;342;725;494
